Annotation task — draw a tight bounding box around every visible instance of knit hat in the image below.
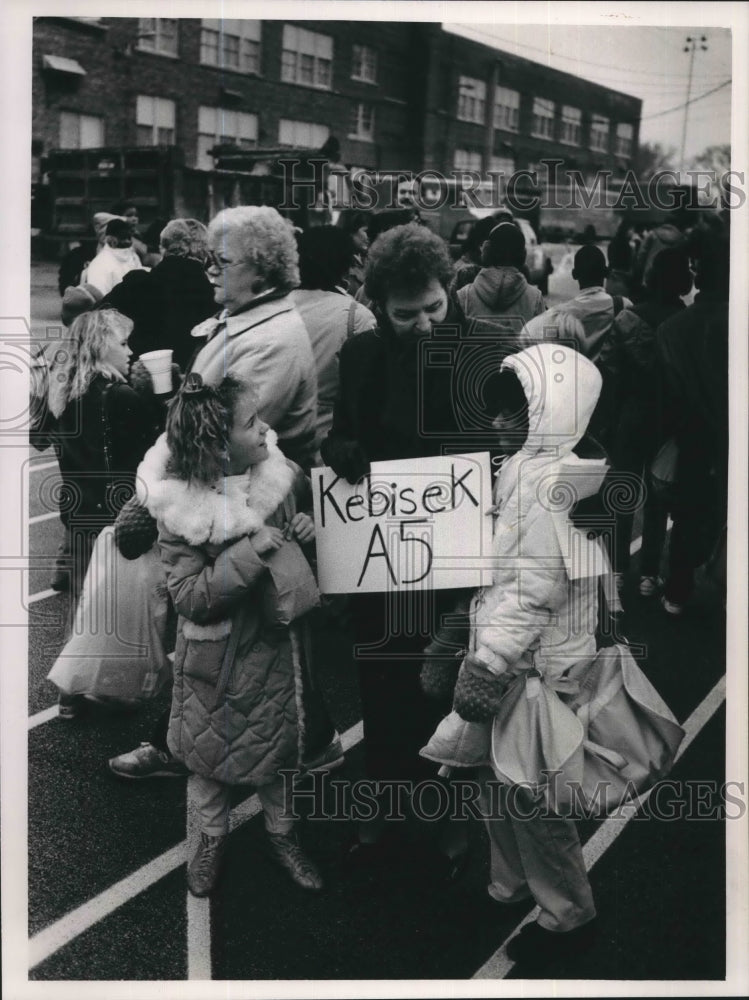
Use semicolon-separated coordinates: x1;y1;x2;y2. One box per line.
61;283;103;326
484;222;526;268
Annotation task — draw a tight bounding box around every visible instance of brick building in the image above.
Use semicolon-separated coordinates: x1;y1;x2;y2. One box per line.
32;17;641;188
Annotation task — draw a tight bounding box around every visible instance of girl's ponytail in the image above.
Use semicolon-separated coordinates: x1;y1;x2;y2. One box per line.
166;372;246;484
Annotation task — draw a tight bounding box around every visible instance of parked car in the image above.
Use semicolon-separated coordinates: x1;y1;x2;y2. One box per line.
449;213;553;295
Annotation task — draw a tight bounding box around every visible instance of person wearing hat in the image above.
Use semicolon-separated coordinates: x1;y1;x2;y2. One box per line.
554;245;632;363
85;219;144;297
61;282;103;327
456;221;545;360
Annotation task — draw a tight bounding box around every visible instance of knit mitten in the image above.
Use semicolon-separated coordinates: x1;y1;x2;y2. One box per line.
420;617;470;703
330;441;370;484
453;654;508;723
114;495;158;560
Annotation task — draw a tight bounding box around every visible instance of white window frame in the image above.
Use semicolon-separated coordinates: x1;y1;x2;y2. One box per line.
197;106;258;170
200;19;261;75
531;97;555;139
590;114;610;152
137;18;179;57
351;43;377;84
615;122;633;157
59;111;105;149
349;103;375;142
454;148;482;172
559;105;581;146
281;25;333;90
278;118;330;149
457;76;486;125
136;95;176;146
493;86;520;132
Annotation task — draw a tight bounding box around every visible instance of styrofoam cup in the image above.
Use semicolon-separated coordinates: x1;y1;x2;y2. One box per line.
139;349;173;393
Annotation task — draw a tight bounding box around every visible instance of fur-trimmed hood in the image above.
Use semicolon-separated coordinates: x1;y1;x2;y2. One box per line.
136;428;295;546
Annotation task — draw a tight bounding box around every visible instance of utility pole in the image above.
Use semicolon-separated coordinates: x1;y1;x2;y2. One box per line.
681;35;708;169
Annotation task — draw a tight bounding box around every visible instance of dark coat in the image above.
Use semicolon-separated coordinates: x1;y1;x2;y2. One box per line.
100;256;216;369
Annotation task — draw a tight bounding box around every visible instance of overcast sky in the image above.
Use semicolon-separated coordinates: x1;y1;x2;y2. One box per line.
443;21;732;166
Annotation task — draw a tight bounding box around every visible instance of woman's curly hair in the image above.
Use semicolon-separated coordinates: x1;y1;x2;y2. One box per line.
208;206;300;291
363;223;454;306
160;218;209;263
165;375;254;485
48;309;133;417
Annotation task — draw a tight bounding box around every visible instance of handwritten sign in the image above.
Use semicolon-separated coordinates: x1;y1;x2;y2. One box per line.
312;452;493;594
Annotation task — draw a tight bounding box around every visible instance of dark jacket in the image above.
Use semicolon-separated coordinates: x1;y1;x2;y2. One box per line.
46;374;159;527
100;256;216;369
320;300;469;474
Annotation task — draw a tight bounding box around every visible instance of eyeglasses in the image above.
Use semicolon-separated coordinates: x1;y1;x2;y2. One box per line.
204;251;244;272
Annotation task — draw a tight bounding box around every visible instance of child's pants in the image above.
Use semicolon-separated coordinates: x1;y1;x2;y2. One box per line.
478;768;596;933
189;773;293;838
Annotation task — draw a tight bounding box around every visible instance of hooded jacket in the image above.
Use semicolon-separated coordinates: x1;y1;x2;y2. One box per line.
139;430;317;786
84;244;144;298
456;266;545;354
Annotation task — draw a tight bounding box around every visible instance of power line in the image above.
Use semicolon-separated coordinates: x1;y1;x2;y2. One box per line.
448;23;728;80
640;78;732;120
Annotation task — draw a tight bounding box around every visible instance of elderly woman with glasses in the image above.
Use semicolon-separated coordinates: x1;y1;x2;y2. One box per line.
190;205;318;472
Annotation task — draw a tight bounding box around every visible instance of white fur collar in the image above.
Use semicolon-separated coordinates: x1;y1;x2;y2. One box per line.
137;429;295;545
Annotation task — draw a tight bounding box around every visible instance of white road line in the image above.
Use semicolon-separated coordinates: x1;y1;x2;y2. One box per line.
28;589;61;605
472;673;727;979
186;896;212;981
29;511;60;525
29;461;59;473
29;720;364;971
28;705;59;730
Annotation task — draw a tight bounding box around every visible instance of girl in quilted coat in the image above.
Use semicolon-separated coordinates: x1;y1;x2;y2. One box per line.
138;372;325;897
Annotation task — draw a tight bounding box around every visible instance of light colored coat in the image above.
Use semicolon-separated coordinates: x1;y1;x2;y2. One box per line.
138;430;311;786
190;294;319;470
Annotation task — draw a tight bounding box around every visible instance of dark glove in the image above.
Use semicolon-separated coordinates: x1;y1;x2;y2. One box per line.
328;440;370;484
453;654;508;723
420;617;469;703
114;495;158;560
130;361;182;396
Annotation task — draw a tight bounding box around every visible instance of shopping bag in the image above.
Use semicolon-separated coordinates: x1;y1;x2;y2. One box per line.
47;527;171;702
262;539;320;626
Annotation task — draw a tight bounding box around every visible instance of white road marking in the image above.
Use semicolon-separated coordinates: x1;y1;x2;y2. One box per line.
28;705;59;730
29;461;60;473
27;589;60;605
186;895;212;981
29;720;363;971
29;511;60;525
472;674;727;979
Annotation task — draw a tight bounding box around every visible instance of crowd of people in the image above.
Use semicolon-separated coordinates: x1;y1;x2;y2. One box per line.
32;196;729;970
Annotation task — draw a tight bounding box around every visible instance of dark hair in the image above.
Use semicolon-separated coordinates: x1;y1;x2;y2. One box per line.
463;216;500;261
368;209;418;244
105;219;132;241
484;368;530;447
165;375;250;484
110;199;138;217
142;217;169;253
483;222;526;268
364;223;454;305
573;244;608;283
688;229;730;297
336;209;372;235
646;247;693;299
296;226;356;290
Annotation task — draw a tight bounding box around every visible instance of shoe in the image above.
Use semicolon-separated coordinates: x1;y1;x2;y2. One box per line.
639;575;661;597
57;693;85;720
661;595;684;616
187;832;227;897
108;742;189;779
266;831;324;891
613;572;625;594
302;733;345;773
506;919;597;966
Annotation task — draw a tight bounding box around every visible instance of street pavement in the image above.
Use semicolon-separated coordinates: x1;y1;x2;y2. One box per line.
18;257;738;987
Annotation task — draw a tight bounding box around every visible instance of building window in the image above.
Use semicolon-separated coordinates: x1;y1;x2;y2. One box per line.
59;112;104;149
200;19;261;75
281;25;333;90
494;86;520;132
136;96;176;146
560;105;581;146
454;148;482;172
351;43;377;83
590;114;609;152
615;122;633;157
531;97;555;139
137;18;178;57
457;76;486;124
278;118;330;148
349;103;375;142
197;107;258;170
489;155;515;176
